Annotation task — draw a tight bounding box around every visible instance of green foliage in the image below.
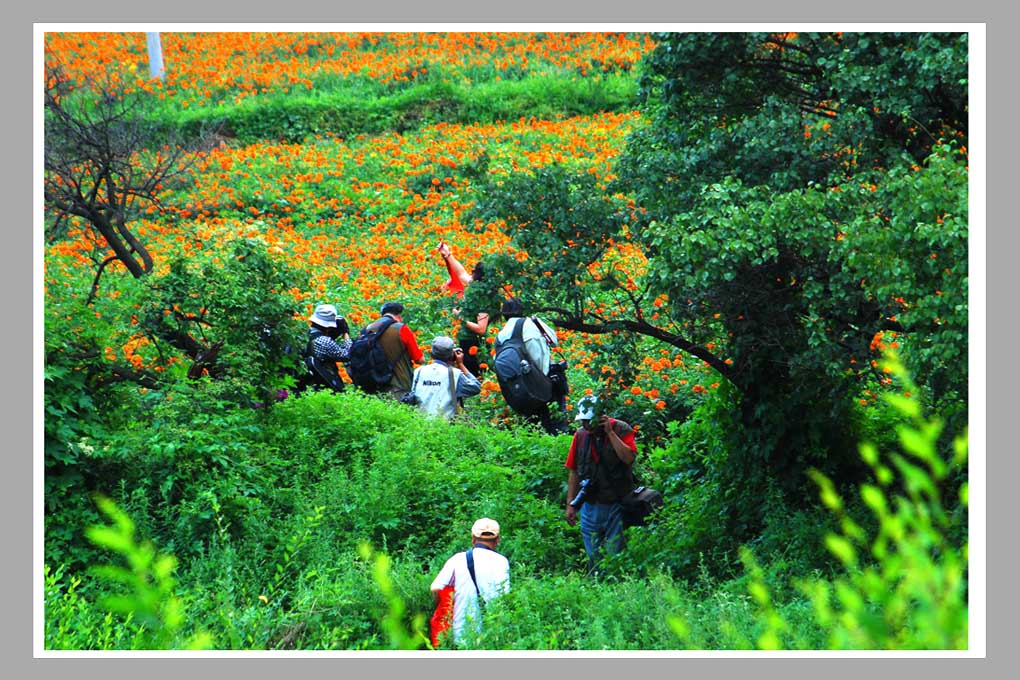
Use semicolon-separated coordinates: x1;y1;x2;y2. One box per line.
669;353;967;650
140;236;309;401
45;564;136;649
631;32;966;208
74;496;213;650
802;354;968;649
171;73;638;143
842;142;969;416
467;571;679;650
471;164;633;304
357;543;429;650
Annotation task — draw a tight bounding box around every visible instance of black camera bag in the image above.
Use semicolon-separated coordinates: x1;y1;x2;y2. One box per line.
620;485;663;528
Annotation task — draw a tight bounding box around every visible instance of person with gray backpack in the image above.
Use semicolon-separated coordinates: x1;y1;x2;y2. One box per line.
493;297;569;434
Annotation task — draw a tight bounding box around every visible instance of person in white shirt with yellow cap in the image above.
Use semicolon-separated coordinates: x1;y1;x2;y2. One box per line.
429;517;510;647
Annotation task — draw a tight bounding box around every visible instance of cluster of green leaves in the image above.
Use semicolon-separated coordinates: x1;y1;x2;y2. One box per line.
77;495;213;649
667;352;968;650
44;237;310;569
468;164;631;309
801;355;968;649
631;32;966;204
139;237;310;400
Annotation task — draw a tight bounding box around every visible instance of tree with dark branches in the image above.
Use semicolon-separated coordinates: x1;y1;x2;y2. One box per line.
43;63;219;304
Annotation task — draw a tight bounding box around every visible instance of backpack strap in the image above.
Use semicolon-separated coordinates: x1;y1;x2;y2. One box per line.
305;328;325;357
511;317;525;342
530;316;556;348
447;364;464;415
575;428;595;482
367;315;399;338
509;318;535;365
465;548;483;608
376;316;404;369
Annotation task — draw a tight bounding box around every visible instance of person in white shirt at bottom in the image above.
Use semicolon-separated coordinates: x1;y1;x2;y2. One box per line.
429;518;510;647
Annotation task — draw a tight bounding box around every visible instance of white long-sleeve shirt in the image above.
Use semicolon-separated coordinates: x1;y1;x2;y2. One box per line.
430;547;510;645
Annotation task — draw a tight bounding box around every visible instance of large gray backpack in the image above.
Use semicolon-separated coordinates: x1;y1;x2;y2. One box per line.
493;318;552;415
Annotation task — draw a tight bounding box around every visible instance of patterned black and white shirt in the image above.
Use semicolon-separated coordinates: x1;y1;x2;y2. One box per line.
311;334;352;362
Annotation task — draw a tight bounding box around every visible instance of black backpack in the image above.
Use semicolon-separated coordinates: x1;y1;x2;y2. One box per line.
301;333;345;393
347;317;399;393
493;318;552;416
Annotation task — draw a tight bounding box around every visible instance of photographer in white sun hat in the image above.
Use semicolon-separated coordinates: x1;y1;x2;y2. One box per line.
303;304;352;392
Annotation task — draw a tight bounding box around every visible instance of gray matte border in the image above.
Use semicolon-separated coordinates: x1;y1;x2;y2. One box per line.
12;0;1008;678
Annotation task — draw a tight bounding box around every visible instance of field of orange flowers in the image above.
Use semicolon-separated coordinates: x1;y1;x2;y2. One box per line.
45;32;656;107
45;31;722;435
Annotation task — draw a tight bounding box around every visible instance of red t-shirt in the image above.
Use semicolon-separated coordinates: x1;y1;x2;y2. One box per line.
398;323;424;363
565;419;637;469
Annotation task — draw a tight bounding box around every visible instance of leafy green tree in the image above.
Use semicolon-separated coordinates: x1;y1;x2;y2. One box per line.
138;237;309;399
468;32;968;533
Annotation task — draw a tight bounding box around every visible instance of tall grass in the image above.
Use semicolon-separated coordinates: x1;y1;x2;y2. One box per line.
169;73;639;143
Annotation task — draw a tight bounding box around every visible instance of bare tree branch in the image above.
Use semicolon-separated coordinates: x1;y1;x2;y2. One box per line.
44;63;213;286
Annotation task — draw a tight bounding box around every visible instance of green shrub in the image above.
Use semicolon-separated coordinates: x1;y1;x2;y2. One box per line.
670;353;968;650
44;563;136;650
68;496;213;650
469;571;680;650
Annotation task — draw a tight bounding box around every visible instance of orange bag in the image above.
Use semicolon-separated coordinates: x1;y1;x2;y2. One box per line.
429;585;455;648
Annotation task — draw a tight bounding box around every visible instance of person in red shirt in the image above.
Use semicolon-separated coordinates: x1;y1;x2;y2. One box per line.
436;242;491;377
437;241;482;297
365;301;424;401
564;397;637;571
